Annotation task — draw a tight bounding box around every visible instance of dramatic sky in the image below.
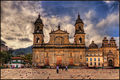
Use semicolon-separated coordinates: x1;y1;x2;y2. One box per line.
1;1;119;49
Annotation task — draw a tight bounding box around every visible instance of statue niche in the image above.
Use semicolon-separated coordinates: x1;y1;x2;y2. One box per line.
54;36;64;44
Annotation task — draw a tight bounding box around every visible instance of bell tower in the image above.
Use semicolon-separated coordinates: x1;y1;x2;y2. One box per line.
109;37;117;47
74;13;85;46
33;14;44;45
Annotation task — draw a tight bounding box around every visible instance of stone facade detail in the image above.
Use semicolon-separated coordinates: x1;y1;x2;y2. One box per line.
32;14;119;68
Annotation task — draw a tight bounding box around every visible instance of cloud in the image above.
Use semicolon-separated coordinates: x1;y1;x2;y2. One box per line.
1;1;119;49
42;15;74;43
5;37;16;40
1;1;43;49
18;38;32;42
104;1;112;4
104;1;116;4
83;10;102;47
85;10;96;20
1;1;75;49
114;37;119;48
83;9;119;47
96;13;119;28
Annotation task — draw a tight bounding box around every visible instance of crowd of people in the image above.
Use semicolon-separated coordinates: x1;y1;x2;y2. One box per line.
56;65;68;73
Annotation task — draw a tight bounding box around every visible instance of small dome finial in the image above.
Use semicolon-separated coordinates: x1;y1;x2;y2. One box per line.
111;37;114;39
92;41;94;43
78;12;80;19
103;37;108;40
38;13;40;18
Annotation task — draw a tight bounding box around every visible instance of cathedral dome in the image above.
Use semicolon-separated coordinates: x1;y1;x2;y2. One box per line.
89;41;98;49
103;37;108;41
110;37;115;41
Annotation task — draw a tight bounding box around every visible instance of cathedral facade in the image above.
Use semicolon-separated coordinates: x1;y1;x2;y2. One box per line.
32;14;119;68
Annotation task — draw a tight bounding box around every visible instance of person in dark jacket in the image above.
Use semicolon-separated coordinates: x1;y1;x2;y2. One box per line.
61;64;64;70
56;65;59;73
65;65;68;71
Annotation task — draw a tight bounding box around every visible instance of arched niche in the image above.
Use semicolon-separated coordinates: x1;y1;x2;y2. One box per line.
54;36;64;44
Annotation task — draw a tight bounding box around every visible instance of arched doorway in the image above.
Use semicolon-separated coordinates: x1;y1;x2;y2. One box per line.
108;59;113;67
45;58;49;66
69;58;73;65
56;56;62;66
107;50;114;67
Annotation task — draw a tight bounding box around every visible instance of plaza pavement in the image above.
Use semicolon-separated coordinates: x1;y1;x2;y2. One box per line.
1;68;119;79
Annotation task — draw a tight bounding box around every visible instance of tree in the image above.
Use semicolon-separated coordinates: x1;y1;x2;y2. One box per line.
0;50;13;67
25;53;32;65
17;53;32;65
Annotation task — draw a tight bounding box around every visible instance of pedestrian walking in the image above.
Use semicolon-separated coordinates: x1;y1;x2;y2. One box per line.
56;65;59;73
62;65;64;70
65;65;68;71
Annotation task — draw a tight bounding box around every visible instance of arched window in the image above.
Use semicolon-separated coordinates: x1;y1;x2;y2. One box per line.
36;37;40;43
79;26;82;31
94;62;96;66
46;53;48;57
36;26;39;33
36;26;39;30
55;37;63;44
90;62;92;65
36;54;39;60
90;58;92;61
79;38;82;43
80;55;82;59
98;58;100;61
86;58;88;61
94;58;96;61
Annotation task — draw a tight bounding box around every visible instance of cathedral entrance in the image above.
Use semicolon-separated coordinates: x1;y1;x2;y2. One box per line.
69;58;73;65
108;59;113;67
56;56;62;66
45;58;49;66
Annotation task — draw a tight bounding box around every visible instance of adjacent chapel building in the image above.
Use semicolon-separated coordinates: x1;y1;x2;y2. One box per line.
32;14;119;68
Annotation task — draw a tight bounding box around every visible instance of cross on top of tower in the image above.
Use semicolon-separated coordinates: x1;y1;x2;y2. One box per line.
38;13;40;18
58;24;60;30
78;12;80;19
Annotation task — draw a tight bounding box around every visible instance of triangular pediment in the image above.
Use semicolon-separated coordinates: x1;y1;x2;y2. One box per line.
50;30;69;34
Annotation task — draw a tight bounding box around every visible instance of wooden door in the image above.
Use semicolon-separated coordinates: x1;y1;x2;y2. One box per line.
45;58;49;66
56;56;62;65
69;58;73;65
108;59;113;67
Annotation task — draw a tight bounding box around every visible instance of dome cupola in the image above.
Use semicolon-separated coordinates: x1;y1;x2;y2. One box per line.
110;37;115;41
34;14;44;34
89;41;98;49
75;13;83;25
34;14;43;25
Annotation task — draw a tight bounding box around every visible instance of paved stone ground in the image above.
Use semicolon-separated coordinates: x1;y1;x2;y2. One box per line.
1;68;119;79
